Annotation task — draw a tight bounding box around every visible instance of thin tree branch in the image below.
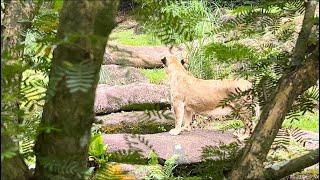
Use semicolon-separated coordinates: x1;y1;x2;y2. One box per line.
291;0;317;66
265;149;319;179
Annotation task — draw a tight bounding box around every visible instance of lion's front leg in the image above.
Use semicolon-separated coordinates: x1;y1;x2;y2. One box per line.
182;109;192;132
169;101;184;136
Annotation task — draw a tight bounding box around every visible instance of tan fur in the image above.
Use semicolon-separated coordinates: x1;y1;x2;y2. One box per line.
163;56;253;136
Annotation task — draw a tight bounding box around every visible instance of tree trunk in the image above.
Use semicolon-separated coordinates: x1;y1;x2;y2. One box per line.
1;1;41;179
34;1;118;179
1;127;32;180
228;1;319;179
229;45;319;180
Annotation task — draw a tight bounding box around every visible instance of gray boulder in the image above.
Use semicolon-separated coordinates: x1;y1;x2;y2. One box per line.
103;130;237;164
99;65;148;85
94;83;170;114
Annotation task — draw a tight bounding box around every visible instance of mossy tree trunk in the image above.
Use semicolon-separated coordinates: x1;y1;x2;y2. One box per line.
1;1;41;179
34;1;118;179
229;1;319;179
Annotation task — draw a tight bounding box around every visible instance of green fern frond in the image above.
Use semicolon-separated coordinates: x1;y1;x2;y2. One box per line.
135;0;217;45
62;60;96;93
272;127;308;151
1;147;18;162
95;163;134;180
109;149;146;164
217;120;244;132
98;67;110;84
201;142;240;161
39;156;87;178
287;85;319;119
19;138;34;157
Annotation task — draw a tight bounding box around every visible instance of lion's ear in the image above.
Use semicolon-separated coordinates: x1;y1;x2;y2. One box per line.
181;59;185;65
161;57;167;66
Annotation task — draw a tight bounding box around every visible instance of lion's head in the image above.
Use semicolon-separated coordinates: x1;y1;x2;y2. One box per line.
161;56;188;74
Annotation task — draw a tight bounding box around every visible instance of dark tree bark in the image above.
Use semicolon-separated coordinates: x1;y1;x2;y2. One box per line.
291;0;317;66
34;1;119;179
229;1;319;179
1;1;41;179
1;128;32;180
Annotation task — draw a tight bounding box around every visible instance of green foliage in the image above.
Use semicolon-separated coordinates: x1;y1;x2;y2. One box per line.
140;68;167;84
94;163;134;180
102;120;172;134
283;111;319;132
162;155;179;178
135;0;217;45
106;134;155;164
109;150;147;165
97;66;111;85
1;147;17;162
148;150;159;165
187;46;217;79
19;138;34;158
1;1;59;170
272;127;309;151
193;142;241;179
45;60;97;100
62;60;96;93
39;156;88;179
210;119;244;131
89;133;109;165
109;29;162;46
286;85;319;121
144;154;178;180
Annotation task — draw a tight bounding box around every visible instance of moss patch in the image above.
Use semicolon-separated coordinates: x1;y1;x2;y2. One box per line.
102;120;173;134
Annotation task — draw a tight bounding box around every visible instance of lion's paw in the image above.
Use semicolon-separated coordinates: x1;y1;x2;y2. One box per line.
169;128;182;136
182;125;191;132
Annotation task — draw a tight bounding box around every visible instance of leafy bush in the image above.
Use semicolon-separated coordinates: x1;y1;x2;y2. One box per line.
143;153;178;180
135;0;217;45
88;133;109;165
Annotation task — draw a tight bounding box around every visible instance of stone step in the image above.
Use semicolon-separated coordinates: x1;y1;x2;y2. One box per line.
94;83;170;114
103;130;237;164
95;110;175;134
99;65;148;85
104;43;185;68
302;131;319;150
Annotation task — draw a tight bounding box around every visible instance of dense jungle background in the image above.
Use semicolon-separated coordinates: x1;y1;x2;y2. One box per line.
1;0;319;179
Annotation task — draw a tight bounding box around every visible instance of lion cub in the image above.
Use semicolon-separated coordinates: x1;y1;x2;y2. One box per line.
161;56;254;136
